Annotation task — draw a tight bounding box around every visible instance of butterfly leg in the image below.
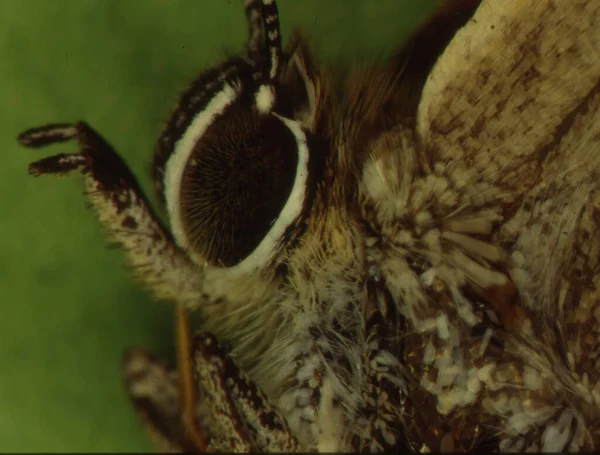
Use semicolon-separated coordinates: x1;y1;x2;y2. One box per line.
191;331;299;452
122;347;208;453
18;122;204;307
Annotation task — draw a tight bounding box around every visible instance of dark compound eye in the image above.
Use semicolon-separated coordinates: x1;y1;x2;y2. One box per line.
161;78;313;272
178;100;304;268
155;0;315;272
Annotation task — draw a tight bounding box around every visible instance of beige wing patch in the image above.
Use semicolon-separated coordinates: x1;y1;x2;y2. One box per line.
418;0;600;194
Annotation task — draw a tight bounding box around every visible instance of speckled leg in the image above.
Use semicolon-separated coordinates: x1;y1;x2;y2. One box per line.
18;122;204;307
191;332;299;452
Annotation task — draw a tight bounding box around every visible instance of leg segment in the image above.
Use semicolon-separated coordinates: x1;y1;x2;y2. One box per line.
122;348;200;453
18;122;204;307
192;332;299;452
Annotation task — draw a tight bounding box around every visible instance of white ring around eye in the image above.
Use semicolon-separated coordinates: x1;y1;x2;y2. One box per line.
165;81;310;276
164;82;240;253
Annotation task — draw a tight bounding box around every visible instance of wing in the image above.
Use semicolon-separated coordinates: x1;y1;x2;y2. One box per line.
361;0;600;451
418;0;600;198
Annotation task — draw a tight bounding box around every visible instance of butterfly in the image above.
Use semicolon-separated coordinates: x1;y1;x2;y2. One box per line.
18;0;600;451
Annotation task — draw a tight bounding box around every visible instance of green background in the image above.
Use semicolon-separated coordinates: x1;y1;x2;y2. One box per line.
0;1;439;451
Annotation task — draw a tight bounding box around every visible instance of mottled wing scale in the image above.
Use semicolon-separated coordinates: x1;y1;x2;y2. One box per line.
417;0;600;443
419;0;600;198
376;0;484;127
359;0;600;451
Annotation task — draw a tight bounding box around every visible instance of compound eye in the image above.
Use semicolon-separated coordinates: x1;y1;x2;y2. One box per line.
177;102;309;269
